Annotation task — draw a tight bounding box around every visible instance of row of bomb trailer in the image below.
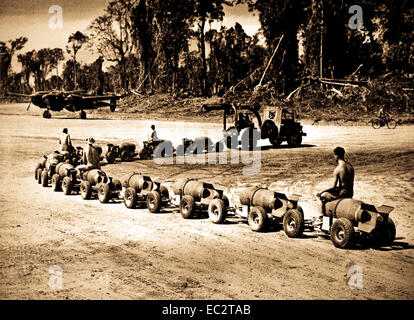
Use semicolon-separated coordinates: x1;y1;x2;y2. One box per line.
34;139;397;250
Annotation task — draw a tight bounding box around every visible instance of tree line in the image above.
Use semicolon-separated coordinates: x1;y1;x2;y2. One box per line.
0;0;412;98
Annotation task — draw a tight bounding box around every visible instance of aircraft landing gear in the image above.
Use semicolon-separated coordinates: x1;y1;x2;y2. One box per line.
80;111;87;119
43;110;51;119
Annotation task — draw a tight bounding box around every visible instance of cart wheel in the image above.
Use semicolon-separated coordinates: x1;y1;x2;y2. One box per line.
62;177;72;195
124;187;137;209
283;209;305;238
208;199;227;224
35;163;42;180
80;181;92;200
180;195;196;219
248;206;267;232
330;218;354;249
41;170;48;187
51;174;61;192
37;168;43;184
98;184;111;203
146;191;162;213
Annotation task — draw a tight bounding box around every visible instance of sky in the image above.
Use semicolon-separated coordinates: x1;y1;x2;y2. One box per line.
0;0;261;73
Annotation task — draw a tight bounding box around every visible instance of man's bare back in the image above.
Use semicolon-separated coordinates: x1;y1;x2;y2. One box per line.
334;159;354;196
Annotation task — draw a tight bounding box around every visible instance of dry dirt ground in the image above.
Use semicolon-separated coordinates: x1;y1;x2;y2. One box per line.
0;104;413;300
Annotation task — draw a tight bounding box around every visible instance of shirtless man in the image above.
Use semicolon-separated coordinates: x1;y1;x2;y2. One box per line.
317;146;354;203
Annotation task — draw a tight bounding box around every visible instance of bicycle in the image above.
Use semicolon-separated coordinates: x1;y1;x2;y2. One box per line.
370;116;397;129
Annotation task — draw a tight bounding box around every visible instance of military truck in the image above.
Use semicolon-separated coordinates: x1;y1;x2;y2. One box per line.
201;103;306;149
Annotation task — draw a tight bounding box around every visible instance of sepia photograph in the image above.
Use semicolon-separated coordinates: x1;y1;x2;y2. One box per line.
0;0;413;306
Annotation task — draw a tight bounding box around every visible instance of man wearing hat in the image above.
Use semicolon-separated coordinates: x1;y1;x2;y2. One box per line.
59;128;72;152
76;137;101;174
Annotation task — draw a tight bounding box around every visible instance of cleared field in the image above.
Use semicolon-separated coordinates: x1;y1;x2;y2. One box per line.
0;103;413;299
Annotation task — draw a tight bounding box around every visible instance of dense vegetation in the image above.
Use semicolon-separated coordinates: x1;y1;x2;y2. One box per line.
0;0;412;120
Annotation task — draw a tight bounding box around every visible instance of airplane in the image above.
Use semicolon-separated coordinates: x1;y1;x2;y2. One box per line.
7;90;127;119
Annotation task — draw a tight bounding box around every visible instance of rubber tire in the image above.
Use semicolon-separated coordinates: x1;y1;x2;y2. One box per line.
51;174;61;192
106;151;116;164
372;119;381;129
248;206;267;232
41;170;48;187
330;218;354;249
98;183;111;203
62;177;72;195
208;199;227;224
146;191;162;213
180;195;196;219
387;119;397;129
124;187;137;209
35;163;42;180
287;132;302;147
283;209;305;238
37;168;43;184
269;136;282;147
80;181;92;200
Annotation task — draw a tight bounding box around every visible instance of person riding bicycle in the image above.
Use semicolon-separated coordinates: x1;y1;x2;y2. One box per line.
378;107;388;122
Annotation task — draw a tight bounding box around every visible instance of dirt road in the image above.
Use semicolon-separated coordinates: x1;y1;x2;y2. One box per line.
0;104;413;299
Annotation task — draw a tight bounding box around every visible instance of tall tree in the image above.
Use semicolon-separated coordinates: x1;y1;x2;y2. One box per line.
0;37;28;95
88;0;135;91
66;31;88;89
192;0;234;96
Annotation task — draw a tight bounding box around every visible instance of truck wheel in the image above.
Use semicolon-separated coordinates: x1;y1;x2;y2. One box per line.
269;136;282;147
124;187;137;209
248;206;267;232
283;209;305;238
180;195;196;219
146;191;162;213
208;199;227;224
98;184;111;203
80;181;92;200
62;177;72;195
37;168;43;184
159;185;169;199
51;174;61;192
287;132;302;147
106;151;116;164
330;218;354;249
41;170;48;187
